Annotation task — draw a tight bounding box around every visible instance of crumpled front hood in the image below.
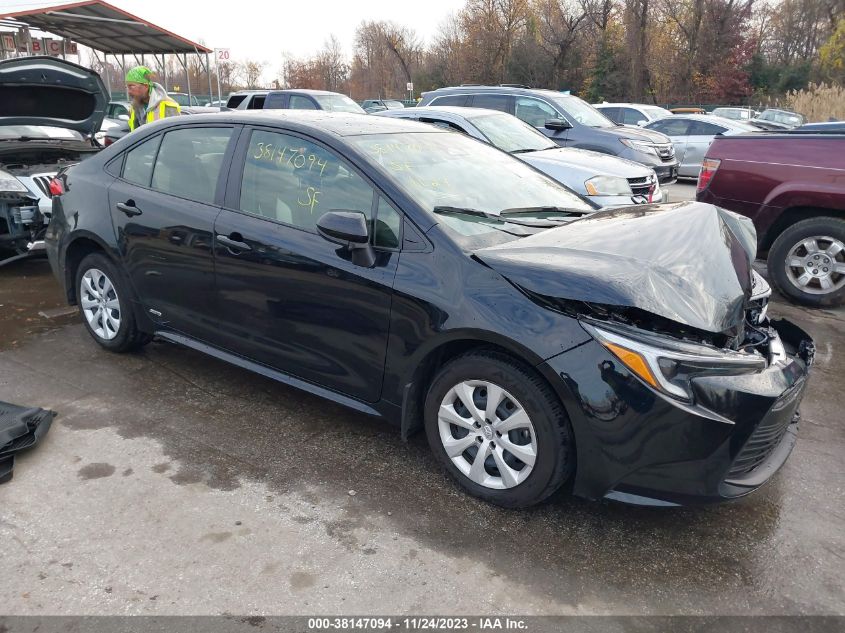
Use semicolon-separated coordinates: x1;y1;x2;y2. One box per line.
521;147;652;179
474;202;757;335
0;56;108;136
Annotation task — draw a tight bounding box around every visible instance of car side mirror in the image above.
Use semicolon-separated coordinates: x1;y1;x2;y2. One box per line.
545;118;571;131
317;210;375;267
118;114;129;121
637;120;647;126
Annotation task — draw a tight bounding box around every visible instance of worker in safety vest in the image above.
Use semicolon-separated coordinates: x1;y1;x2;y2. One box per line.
125;66;181;131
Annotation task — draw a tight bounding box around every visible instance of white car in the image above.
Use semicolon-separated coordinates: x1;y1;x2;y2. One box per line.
0;57;106;260
593;103;674;127
376;107;664;207
645;114;757;179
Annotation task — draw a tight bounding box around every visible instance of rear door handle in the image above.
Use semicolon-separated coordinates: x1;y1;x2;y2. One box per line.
217;234;252;252
116;201;142;217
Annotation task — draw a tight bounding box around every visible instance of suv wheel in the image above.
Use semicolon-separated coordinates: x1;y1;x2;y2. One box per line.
76;253;151;352
768;217;845;307
424;350;575;508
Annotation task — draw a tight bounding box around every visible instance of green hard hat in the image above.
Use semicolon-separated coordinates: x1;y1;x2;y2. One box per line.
126;66;153;86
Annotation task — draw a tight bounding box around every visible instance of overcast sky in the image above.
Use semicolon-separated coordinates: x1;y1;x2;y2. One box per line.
5;0;460;79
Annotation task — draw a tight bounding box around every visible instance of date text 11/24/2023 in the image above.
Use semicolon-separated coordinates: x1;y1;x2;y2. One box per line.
307;617;529;631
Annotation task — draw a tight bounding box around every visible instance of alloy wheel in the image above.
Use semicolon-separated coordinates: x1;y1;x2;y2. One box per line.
784;235;845;295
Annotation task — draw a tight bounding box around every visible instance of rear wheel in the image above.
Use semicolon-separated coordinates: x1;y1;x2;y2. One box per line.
424;350;575;508
768;217;845;307
76;253;151;352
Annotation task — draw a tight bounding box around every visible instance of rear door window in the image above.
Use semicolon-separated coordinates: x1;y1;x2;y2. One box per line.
122;135;161;187
149;127;234;204
598;107;620;123
470;94;513;113
289;95;318;110
430;95;469;107
688;121;727;136
621;107;646;125
264;93;286;109
648;118;691;136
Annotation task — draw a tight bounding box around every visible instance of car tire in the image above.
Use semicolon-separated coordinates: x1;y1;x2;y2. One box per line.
768;217;845;307
75;252;151;352
424;350;575;508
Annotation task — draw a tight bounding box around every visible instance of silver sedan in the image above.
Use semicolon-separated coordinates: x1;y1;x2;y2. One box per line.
644;114;757;179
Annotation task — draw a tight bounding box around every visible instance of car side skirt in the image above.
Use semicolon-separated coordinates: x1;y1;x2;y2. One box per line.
155;331;401;423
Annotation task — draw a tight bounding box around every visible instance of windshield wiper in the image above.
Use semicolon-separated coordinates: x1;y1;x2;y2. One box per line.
500;206;585;217
433;206;573;228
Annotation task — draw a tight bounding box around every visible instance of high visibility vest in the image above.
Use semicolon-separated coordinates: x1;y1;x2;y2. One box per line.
128;99;181;131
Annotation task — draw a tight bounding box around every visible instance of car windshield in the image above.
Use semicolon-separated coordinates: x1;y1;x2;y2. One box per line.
470;113;557;153
348;132;592;243
314;95;366;114
551;95;616;128
761;110;804;125
0;125;84;141
384;101;405;109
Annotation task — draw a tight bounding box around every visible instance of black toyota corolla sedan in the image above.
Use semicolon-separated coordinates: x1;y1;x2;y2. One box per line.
45;111;814;508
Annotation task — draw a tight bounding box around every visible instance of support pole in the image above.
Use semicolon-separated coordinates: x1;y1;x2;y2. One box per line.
206;52;213;104
214;50;222;105
184;54;192;104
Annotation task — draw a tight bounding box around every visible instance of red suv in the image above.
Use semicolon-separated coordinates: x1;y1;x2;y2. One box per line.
697;132;845;307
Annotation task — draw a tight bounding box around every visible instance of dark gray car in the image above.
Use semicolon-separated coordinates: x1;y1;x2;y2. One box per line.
263;90;366;114
418;86;679;183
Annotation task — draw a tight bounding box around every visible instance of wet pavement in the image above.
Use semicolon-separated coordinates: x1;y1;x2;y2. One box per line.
0;255;843;616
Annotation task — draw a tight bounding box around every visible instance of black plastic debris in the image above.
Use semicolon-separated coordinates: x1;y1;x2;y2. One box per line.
0;401;55;484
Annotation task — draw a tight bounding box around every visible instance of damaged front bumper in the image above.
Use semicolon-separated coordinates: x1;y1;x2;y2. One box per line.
0;190;47;264
544;316;814;506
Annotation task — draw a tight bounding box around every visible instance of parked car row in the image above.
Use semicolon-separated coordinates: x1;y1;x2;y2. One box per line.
376;106;664;207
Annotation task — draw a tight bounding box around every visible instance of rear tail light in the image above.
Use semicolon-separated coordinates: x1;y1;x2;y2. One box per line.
697;158;721;193
104;136;115;147
48;177;64;196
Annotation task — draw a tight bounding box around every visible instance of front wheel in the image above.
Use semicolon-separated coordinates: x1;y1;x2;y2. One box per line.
768;217;845;307
424;351;575;508
75;252;151;352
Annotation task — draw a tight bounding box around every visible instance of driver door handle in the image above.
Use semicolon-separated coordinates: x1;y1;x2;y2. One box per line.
217;234;252;252
116;201;142;217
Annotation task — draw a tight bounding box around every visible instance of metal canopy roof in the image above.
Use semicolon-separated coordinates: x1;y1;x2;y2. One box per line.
0;1;211;54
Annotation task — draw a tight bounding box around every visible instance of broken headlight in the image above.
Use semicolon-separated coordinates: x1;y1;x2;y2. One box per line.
583;322;767;402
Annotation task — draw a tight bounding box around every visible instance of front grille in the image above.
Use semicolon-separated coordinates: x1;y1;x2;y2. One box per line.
31;175;54;198
727;412;796;478
654;144;675;162
627;174;656;197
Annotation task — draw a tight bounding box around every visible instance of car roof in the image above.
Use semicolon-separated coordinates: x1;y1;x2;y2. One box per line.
148;109;442;137
384;106;503;120
424;85;572;99
270;89;351;96
595;103;666;108
661;113;754;129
